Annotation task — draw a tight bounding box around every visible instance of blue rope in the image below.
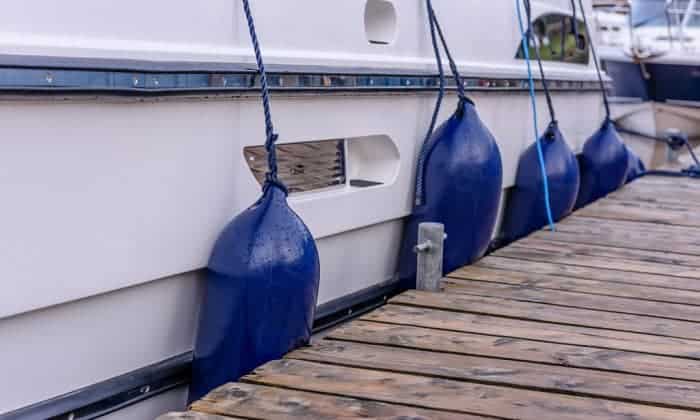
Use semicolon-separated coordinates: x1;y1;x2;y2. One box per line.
242;0;284;191
414;0;470;206
516;0;556;231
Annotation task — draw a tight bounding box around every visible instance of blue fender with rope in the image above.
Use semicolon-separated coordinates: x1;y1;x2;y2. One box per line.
501;0;580;244
189;0;320;402
573;0;633;209
398;0;502;288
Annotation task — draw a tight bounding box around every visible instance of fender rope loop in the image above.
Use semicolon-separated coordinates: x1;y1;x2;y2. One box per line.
517;0;556;231
242;0;285;191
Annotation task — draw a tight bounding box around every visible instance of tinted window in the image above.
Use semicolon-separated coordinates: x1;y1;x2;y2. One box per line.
516;14;590;65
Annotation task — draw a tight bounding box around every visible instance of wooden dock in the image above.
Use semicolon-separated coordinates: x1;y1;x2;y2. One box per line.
162;175;700;420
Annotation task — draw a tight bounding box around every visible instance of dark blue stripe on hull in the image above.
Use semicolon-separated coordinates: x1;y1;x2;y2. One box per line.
603;59;700;103
602;59;650;100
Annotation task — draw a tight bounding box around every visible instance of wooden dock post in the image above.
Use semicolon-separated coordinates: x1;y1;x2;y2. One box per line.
415;222;445;292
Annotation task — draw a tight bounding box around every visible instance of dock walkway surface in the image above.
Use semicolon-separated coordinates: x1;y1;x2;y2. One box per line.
161;175;700;419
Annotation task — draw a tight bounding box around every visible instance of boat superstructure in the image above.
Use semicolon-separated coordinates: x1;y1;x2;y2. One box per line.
596;0;700;103
1;1;612;419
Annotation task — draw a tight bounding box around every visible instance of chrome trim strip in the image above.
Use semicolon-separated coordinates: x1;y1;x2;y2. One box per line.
0;55;608;95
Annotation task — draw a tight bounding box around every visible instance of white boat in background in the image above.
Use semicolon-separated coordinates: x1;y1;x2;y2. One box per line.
0;1;618;419
595;0;700;165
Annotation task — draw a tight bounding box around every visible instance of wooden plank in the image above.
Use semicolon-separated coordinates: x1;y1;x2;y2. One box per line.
157;413;238;420
443;279;700;322
326;320;700;382
392;290;700;340
494;244;700;279
289;340;700;411
512;237;700;268
449;265;700;305
192;382;481;420
552;215;700;243
363;304;700;358
560;215;700;237
607;181;700;206
529;217;700;256
575;199;700;227
633;175;700;187
473;256;700;292
244;359;699;420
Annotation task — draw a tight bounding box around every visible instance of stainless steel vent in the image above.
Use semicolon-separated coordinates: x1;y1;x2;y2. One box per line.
244;139;346;193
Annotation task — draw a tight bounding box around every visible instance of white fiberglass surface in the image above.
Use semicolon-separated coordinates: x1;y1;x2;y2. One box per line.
0;90;603;320
0;1;600;80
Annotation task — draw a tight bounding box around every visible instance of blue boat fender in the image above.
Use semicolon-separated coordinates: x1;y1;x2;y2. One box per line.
573;0;630;208
189;0;320;402
399;0;503;289
399;98;503;288
502;121;579;242
624;145;646;183
575;119;629;209
190;182;320;402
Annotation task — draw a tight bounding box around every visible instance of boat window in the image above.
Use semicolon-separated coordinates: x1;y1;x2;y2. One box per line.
515;13;590;65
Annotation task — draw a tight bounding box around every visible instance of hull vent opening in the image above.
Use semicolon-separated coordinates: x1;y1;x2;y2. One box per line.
364;0;398;45
245;139;347;194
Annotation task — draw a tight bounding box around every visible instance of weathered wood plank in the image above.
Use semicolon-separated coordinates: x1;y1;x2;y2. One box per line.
607;181;700;206
289;340;700;410
326;320;700;382
560;215;700;237
449;265;700;305
363;304;700;358
392;290;700;340
634;175;700;186
443;279;700;321
192;382;476;420
575;199;700;227
495;244;700;279
157;413;238;420
244;359;699;420
512;237;700;268
473;256;700;291
529;217;700;256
